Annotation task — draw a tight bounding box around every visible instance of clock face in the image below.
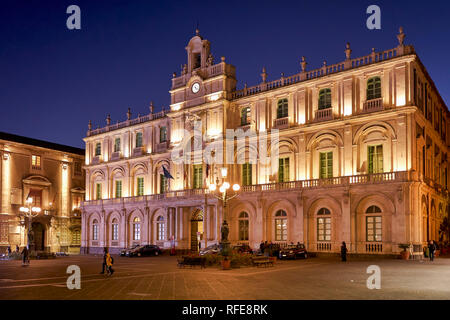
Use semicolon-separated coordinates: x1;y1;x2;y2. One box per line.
191;82;200;93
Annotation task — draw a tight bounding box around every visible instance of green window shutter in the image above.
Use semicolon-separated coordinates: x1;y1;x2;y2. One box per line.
96;183;102;200
368;146;374;173
137;177;144;196
320;152;333;178
136;132;142;148
242;163;252;186
277;99;288;119
160;127;167;142
279;158;290;182
193;165;202;189
115;180;122;198
368;145;383;173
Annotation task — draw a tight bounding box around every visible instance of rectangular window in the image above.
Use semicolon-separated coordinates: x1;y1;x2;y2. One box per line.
115;180;122;198
242;163;252;186
241;107;251;125
320;152;333;179
29;189;42;207
368;145;383;174
193;165;203;189
135;132;143;148
239;220;249;241
366;216;382;242
95;143;101;156
278;157;290;182
160;127;167;143
93;225;98;241
277;99;289;119
317;217;331;241
96;183;102;200
275;218;287;241
157;223;165;241
137;177;144;196
160;174;167;194
133;223;141;241
114;138;121;152
112;224;119;241
31;155;41;170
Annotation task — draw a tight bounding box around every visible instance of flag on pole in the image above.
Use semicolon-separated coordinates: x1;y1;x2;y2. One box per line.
162;166;174;179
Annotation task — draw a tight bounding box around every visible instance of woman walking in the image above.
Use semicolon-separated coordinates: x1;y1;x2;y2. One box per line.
106;252;114;276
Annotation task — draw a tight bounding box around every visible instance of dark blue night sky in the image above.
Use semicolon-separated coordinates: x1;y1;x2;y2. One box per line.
1;0;449;148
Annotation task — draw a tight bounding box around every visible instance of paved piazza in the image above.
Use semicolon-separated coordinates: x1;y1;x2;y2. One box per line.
0;255;449;300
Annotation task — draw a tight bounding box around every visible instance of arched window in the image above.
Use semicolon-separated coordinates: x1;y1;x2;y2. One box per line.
367;77;381;100
317;208;331;241
157;216;165;241
275;210;287;241
238;212;249;241
277;99;288;119
366;205;382;213
133;217;141;241
92;219;99;241
366;206;382;242
241;107;251;126
318;88;332;110
112;218;119;241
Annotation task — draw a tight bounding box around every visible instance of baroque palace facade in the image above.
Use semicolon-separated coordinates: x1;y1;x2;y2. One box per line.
82;28;449;255
0;132;85;254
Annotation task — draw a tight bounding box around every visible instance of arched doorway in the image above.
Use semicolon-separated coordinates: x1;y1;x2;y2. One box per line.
190;209;203;252
32;222;45;251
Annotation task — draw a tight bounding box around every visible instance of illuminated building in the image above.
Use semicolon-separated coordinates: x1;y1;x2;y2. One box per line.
82;28;448;255
0;132;85;254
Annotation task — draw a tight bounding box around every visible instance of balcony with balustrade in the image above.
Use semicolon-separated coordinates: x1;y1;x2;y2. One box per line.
315;108;333;122
362;97;384;113
273;117;289;129
83;171;413;208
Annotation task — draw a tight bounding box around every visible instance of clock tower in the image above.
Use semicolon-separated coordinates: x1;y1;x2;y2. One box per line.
169;29;237;111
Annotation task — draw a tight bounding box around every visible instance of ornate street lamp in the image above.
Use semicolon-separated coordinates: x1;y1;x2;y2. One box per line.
208;167;240;256
19;197;41;252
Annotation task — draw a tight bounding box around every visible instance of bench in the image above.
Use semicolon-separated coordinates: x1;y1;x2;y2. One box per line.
251;256;273;268
177;256;206;269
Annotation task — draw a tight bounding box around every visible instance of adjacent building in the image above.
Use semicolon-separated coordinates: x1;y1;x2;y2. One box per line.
82;28;449;255
0;132;85;254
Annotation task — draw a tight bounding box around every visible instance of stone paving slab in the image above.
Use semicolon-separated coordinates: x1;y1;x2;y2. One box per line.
0;255;449;299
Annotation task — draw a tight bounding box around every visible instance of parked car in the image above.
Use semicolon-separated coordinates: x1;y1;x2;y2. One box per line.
128;245;162;257
278;244;307;259
120;244;140;257
232;244;253;254
199;244;221;256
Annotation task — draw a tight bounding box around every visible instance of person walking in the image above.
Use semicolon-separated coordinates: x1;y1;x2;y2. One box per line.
428;240;436;261
259;241;264;255
100;247;108;274
21;246;29;266
341;241;347;262
106;252;114;276
7;246;11;256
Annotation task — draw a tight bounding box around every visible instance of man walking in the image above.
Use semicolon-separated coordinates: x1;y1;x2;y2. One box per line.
428;240;436;261
21;246;29;266
341;241;348;262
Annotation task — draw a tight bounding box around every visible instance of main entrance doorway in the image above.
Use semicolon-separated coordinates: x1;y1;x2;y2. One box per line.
32;222;45;251
190;209;203;252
